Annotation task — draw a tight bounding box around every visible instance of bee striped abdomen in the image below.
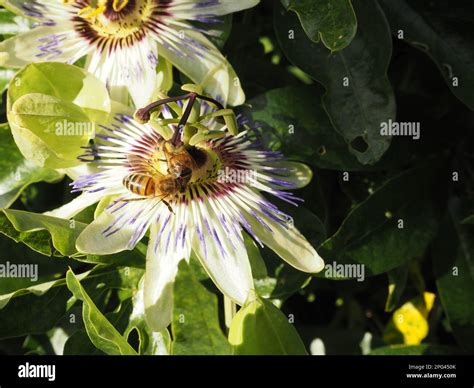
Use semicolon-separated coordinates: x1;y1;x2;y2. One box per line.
123;174;156;197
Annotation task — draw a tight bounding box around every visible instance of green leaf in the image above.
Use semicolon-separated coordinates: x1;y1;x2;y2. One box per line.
229;298;307;355
84;243;146;268
10;93;94;165
171;261;231;355
63;267;148;355
0;207;146;266
370;344;462;356
0;123;62;208
433;198;474;353
66;269;138;355
379;0;474;110
385;265;408;312
281;0;357;51
7;62;110;169
0;264;141;342
248;86;364;170
0;270;90;338
320;163;440;276
275;0;395;165
461;214;474;225
245;233;268;279
63;329;106;355
0;67;14;103
0;209;87;257
0;234;73;297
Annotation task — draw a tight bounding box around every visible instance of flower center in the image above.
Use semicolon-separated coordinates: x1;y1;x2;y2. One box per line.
71;0;170;49
78;0;148;37
128;137;222;189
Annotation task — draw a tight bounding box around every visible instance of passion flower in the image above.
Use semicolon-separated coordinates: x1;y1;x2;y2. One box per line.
71;90;324;330
0;0;259;106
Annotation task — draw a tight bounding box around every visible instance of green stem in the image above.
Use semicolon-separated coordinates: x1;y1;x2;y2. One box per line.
224;296;236;332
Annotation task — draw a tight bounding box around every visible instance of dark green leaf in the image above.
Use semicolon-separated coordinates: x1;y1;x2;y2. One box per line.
385;265;408;312
320;163;440;276
0;270;91;338
248;86;364;170
192;14;232;50
433;198;474;353
275;0;395;164
461;214;474;225
281;0;357;51
0;234;72;296
171;261;231;355
63;329;106;355
379;0;474;110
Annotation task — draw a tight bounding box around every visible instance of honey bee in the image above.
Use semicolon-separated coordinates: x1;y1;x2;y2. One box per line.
122;141;196;212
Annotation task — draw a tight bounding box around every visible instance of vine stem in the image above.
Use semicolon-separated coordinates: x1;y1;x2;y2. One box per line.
224;295;236;332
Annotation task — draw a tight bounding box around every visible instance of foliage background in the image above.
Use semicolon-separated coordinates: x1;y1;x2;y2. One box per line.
0;0;473;355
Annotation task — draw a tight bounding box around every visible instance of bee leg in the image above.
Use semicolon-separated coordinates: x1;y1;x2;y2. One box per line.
163;200;174;214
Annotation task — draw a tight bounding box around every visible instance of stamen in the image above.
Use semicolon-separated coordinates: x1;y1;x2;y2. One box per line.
78;4;106;19
113;0;130;12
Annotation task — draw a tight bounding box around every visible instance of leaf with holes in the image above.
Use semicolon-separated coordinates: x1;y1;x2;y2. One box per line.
275;0;395;165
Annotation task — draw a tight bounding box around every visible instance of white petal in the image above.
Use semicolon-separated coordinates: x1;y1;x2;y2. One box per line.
191;199;254;305
1;0;71;21
144;205;191;331
0;23;90;68
269;161;313;190
44;192;103;220
153;23;244;106
244;210;325;273
168;0;260;19
76;199;157;254
87;38;160;108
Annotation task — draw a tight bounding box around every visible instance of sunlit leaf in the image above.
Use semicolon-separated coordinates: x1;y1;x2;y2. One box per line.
0;123;62;208
66;269;138;355
229;298;307;355
7;62;110;169
0;209;86;257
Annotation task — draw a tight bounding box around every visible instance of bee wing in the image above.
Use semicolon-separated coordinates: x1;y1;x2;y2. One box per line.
127;154;166;177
